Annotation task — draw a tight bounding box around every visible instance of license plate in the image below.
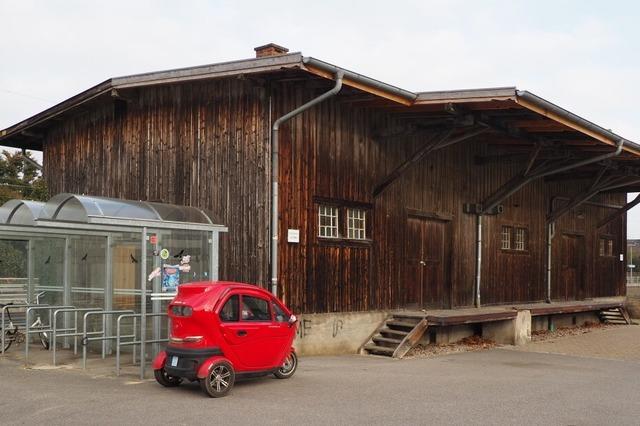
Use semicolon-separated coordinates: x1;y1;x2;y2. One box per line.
170;356;179;367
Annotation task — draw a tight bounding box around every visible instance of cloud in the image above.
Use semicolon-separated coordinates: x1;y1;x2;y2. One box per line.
2;0;640;233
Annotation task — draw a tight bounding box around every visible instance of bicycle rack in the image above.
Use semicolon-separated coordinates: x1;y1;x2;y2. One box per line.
24;305;73;365
1;303;49;355
82;310;135;369
52;308;103;366
115;312;168;376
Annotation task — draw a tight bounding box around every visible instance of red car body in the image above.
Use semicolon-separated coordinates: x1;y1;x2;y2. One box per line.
152;281;298;397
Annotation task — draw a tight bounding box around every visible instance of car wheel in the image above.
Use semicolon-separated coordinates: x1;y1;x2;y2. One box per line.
274;351;297;379
200;361;235;398
154;368;182;387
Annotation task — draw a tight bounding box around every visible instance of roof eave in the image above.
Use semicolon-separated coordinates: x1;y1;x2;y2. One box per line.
0;53;305;146
515;90;640;155
302;56;417;106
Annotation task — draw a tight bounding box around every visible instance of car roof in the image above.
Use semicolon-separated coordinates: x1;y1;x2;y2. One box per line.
179;281;273;297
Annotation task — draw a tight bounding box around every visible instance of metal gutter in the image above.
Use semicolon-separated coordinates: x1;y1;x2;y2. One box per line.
515;90;640;155
270;71;345;296
302;57;417;105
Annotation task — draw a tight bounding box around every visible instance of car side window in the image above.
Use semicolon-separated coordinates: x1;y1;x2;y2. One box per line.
241;296;271;321
272;302;289;323
219;295;239;322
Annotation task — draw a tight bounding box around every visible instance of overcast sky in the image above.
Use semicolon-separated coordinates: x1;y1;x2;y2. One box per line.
1;0;639;235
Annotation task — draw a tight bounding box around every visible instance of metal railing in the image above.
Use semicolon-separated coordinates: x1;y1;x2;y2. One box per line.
115;312;168;376
81;310;135;369
1;303;49;355
24;305;73;365
51;307;103;365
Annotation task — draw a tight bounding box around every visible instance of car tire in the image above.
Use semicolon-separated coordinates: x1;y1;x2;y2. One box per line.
200;360;235;398
154;368;182;387
274;351;297;379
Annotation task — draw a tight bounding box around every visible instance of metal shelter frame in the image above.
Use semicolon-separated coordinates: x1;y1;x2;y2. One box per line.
0;194;227;378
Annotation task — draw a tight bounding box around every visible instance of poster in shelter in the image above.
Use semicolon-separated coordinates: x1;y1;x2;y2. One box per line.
162;265;180;292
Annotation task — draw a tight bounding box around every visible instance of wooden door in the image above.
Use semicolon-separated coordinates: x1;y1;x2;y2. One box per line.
560;234;585;300
404;216;449;308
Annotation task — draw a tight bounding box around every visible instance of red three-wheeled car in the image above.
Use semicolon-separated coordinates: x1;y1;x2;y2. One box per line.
152;281;298;397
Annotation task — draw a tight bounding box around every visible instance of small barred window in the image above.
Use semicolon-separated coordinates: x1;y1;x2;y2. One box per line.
318;205;339;238
347;208;367;240
501;226;512;250
514;227;528;251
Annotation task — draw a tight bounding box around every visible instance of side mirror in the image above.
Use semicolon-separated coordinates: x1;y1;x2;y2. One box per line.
288;314;298;328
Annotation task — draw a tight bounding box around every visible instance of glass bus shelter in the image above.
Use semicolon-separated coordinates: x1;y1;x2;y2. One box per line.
0;193;227;375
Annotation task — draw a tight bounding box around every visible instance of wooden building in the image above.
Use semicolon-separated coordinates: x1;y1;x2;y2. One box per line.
2;43;638;315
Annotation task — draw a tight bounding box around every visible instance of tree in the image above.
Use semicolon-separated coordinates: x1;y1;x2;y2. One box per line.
0;150;48;205
0;240;27;278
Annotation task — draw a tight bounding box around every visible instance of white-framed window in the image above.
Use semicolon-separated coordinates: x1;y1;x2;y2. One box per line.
514;227;527;251
501;226;511;250
347;208;367;240
318;205;339;238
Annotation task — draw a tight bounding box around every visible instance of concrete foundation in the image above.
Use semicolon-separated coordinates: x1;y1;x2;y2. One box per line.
292;311;387;356
482;310;531;345
291;301;620;356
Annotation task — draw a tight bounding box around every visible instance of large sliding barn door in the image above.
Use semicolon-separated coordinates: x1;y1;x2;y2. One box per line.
404;216;450;309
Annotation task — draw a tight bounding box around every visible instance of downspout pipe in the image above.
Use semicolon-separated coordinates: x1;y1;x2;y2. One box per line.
270;72;344;296
475;215;482;307
546;222;554;303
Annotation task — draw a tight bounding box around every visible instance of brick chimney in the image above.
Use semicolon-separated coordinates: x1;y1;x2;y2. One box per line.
254;43;289;58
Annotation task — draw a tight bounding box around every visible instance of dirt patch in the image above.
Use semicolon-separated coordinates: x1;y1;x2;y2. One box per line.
531;322;622;342
406;335;497;358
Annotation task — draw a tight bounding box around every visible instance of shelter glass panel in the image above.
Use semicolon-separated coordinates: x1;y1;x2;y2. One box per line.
69;235;107;310
33;237;65;306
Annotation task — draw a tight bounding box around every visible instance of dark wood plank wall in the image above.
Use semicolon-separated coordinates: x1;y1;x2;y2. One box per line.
44;79;272;286
548;183;626;300
42;76;627;314
276;83;626;312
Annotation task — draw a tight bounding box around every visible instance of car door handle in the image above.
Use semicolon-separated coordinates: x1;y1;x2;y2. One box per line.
237;330;247;337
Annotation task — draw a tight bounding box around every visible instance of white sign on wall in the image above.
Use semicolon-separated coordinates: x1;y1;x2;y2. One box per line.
287;229;300;243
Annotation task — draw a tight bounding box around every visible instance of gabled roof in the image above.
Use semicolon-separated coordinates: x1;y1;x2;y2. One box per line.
1;48;638;157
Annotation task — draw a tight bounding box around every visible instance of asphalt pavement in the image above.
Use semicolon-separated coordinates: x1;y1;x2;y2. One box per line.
1;332;639;425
